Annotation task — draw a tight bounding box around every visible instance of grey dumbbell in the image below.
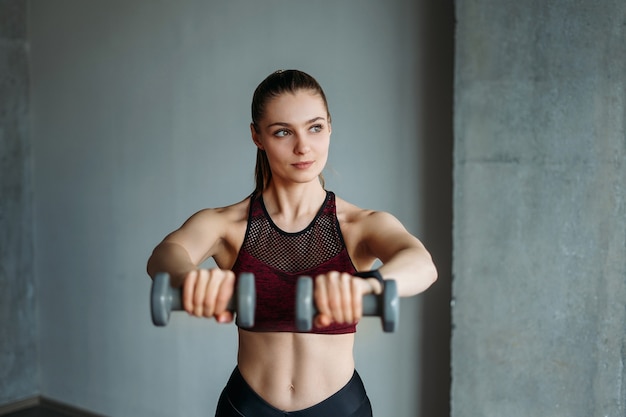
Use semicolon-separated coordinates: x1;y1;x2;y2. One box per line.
151;272;256;328
295;276;399;332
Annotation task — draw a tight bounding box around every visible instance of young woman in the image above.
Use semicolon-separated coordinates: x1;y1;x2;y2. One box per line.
147;70;437;417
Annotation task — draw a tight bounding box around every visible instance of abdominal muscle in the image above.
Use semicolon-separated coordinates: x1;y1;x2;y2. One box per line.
236;329;356;412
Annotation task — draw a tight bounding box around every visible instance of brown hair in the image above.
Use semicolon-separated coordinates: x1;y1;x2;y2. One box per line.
251;70;331;195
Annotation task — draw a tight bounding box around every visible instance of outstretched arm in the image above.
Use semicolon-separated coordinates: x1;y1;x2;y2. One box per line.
359;210;437;297
313;210;437;328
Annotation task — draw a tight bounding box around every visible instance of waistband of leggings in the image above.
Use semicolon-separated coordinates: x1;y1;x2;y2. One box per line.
226;367;368;417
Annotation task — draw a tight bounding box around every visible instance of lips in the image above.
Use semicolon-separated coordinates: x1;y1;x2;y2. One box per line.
292;161;314;169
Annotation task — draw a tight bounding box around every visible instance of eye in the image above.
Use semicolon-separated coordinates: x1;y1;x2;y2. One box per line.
273;129;290;137
309;124;323;133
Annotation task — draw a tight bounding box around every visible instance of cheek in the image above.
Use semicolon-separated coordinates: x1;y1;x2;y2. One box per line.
318;137;331;153
263;142;290;164
314;139;330;165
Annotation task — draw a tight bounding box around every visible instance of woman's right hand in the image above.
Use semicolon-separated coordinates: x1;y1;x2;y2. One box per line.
181;268;236;323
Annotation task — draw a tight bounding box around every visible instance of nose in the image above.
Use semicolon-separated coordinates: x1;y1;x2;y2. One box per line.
293;133;311;155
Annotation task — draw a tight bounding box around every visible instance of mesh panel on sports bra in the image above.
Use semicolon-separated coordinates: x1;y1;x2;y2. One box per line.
232;191;358;334
241;195;343;273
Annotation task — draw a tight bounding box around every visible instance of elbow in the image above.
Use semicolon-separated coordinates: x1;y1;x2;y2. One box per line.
146;244;162;279
146;254;157;280
418;254;438;292
427;260;438;287
146;266;154;280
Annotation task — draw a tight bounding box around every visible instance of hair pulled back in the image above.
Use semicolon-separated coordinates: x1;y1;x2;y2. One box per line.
251;70;331;195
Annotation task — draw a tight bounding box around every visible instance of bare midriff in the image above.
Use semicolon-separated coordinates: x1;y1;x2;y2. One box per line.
237;329;356;412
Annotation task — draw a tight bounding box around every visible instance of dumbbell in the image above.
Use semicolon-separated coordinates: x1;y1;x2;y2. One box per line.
150;272;256;327
295;276;399;332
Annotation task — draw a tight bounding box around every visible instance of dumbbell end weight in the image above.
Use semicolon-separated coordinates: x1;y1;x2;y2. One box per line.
350;279;399;332
381;279;399;333
151;272;182;326
295;276;315;332
235;272;256;328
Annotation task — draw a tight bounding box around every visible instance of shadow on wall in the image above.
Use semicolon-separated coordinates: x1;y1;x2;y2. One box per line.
417;2;455;417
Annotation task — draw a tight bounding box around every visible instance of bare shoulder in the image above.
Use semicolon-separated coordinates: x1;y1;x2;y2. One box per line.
180;196;250;229
199;197;249;223
161;196;251;264
335;196;413;268
335;195;428;271
334;196;402;230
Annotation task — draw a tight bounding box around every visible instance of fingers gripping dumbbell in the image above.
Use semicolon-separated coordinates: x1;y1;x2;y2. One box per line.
295;276;399;332
150;272;256;328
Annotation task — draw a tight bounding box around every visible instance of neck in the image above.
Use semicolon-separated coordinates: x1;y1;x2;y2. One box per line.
262;183;327;231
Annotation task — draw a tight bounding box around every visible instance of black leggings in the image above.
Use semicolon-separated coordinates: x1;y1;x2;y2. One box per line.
215;367;373;417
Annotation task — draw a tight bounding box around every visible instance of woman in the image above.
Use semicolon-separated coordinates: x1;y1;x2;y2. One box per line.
147;69;437;416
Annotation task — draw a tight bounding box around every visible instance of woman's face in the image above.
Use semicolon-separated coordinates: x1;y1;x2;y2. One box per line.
251;89;331;187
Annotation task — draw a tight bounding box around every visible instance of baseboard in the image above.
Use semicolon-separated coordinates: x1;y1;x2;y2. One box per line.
0;396;39;415
0;396;107;417
40;397;107;417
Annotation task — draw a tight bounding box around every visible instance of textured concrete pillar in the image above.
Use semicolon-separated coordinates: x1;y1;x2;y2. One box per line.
0;0;38;406
453;1;626;416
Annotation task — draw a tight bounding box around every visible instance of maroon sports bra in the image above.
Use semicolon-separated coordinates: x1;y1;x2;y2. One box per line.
231;191;358;334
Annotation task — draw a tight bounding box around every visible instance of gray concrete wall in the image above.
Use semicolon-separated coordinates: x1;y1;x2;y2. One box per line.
27;1;451;416
453;1;626;416
0;0;38;406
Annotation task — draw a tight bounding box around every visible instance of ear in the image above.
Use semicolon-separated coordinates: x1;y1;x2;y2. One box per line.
250;123;264;150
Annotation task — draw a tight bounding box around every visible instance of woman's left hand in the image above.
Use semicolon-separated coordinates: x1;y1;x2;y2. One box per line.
312;271;380;328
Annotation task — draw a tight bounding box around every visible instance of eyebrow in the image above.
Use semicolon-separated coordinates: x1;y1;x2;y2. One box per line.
266;117;326;129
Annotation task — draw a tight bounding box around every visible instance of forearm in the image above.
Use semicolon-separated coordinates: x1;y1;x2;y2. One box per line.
378;247;437;297
146;241;198;287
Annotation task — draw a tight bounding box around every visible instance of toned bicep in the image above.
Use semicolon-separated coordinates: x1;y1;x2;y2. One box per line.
361;211;425;262
162;210;224;266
